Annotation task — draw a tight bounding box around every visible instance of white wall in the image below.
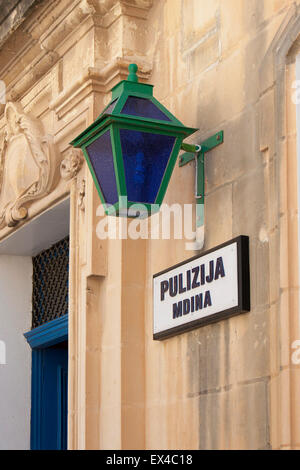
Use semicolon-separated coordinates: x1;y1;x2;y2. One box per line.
0;255;32;450
0;199;69;449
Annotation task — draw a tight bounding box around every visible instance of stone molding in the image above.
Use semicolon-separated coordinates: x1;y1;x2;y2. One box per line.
77;177;86;211
0;0;153;106
49;59;152;119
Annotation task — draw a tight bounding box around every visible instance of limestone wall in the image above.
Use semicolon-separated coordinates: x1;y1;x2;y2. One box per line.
0;0;299;450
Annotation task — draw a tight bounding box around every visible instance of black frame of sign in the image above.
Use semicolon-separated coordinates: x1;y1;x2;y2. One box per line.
153;236;251;340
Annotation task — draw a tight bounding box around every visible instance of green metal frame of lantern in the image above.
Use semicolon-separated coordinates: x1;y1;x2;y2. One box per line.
70;64;197;217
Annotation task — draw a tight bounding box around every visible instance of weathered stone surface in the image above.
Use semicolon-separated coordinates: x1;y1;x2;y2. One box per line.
205;183;233;249
205;109;259;194
0;0;299;452
0;0;39;47
232;168;266;238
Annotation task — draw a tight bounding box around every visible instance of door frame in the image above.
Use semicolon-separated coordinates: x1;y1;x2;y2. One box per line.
24;315;68;450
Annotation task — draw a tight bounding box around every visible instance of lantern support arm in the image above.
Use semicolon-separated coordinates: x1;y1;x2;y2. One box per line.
179;131;224;251
180;142;202;154
179;131;224;200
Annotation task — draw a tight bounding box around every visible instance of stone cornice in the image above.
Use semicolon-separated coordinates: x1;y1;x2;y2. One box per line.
0;0;153;108
94;0;153;27
88;0;152;16
34;0;96;52
49;58;152;118
0;0;39;48
0;0;92;101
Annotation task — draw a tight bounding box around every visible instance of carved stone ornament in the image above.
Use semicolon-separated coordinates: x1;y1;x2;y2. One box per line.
60;149;83;181
0;102;55;228
78;178;86;212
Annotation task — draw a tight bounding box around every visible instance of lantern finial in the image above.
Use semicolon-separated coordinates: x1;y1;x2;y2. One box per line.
127;63;138;83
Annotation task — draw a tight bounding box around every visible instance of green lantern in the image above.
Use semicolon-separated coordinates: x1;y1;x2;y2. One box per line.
70;64;197;217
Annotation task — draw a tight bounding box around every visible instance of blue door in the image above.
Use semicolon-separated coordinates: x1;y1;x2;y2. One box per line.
39;342;68;450
24;238;70;450
30;341;68;450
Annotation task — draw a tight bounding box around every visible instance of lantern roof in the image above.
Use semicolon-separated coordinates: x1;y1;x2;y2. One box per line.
71;64;197;148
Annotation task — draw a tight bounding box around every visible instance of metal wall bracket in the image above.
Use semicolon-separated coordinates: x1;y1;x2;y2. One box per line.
179;131;224;234
179;131;224;201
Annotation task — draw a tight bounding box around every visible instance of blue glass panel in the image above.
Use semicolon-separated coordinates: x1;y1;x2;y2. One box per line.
86;131;118;205
121;97;171;122
120;129;176;204
101;99;117;116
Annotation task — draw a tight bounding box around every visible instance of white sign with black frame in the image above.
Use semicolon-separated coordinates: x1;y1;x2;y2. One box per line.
153;236;250;340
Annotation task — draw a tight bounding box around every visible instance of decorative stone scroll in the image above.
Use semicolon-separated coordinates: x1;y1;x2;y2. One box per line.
0;102;55;228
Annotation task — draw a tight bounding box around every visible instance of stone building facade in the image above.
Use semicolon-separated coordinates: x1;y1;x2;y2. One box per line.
0;0;299;450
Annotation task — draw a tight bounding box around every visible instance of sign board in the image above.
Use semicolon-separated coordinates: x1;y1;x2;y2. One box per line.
153;236;250;340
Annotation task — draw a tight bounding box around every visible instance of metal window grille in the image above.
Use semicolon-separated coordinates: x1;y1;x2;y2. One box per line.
32;237;69;329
